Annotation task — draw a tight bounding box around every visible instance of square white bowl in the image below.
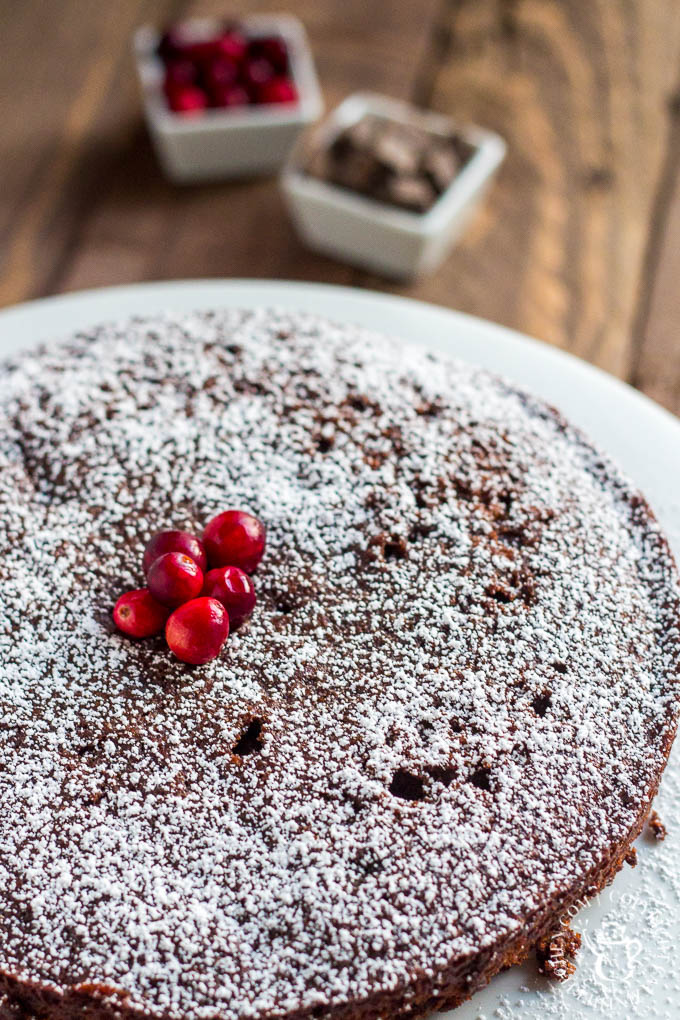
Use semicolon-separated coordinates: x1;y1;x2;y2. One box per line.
133;14;324;184
281;92;506;280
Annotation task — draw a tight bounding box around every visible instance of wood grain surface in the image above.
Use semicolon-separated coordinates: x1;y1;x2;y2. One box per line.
0;0;679;416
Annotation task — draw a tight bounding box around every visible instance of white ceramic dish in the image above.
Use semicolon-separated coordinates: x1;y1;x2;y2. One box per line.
281;93;506;279
0;280;678;1020
133;15;323;183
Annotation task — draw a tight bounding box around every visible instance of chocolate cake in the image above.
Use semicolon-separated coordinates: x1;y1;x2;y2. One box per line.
0;308;678;1020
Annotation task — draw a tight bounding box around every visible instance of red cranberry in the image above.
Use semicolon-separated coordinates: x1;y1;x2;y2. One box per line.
258;77;298;105
147;552;204;607
203;510;266;573
166;597;229;664
215;30;248;64
163;59;197;91
210;84;251;109
249;35;289;73
183;39;221;64
203;566;256;628
143;530;207;575
205;57;240;91
113;589;169;638
166;84;207;114
241;56;275;94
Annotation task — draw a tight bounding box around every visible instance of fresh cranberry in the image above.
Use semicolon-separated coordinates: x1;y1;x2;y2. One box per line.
203;566;256;628
166;84;207;114
147;551;204;607
143;530;207;575
163;59;197;91
203;510;266;573
210;84;251;109
257;77;298;105
183;39;221;64
249;35;289;73
215;30;248;64
241;56;275;94
166;597;229;664
113;589;169;638
204;57;240;91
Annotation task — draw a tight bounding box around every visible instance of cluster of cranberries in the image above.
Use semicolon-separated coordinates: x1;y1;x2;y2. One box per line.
113;510;265;665
158;24;298;115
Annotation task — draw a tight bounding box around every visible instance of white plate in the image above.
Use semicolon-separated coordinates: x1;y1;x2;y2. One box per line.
1;280;678;1020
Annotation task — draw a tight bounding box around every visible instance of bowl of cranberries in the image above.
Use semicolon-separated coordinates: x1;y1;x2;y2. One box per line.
133;15;323;182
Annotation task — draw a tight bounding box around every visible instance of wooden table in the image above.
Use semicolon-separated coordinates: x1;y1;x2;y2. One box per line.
2;0;680;417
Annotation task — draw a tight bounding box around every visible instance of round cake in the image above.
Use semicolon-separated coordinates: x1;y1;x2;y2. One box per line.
0;308;678;1020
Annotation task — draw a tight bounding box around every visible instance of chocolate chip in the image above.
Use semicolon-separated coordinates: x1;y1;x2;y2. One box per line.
422;142;462;194
383;174;436;214
331;114;380;155
329;149;380;194
373;126;422;176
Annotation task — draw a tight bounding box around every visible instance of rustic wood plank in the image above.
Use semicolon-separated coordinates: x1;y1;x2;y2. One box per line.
0;0;180;307
630;119;680;418
0;0;440;302
362;0;680;384
3;0;680;416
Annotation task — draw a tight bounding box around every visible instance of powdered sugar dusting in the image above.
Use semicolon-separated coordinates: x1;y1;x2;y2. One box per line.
0;308;678;1019
465;758;680;1020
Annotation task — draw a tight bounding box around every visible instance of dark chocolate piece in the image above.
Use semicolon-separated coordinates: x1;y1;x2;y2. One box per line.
422;141;463;194
382;173;436;213
372;124;423;175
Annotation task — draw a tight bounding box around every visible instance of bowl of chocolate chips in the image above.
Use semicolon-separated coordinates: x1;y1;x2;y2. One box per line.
281;92;505;279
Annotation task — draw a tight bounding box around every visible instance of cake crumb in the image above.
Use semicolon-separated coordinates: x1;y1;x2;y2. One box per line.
536;923;582;981
625;847;638;867
648;809;667;841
